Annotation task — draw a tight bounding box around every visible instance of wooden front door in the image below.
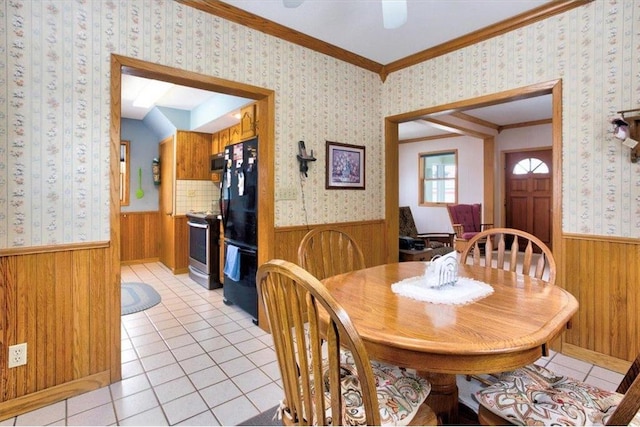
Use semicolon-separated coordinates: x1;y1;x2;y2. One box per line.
159;136;174;268
505;149;552;249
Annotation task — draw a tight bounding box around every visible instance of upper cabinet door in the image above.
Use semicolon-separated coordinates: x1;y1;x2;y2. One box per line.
240;104;256;140
230;124;241;143
219;128;230;150
211;132;220;154
176;130;212;180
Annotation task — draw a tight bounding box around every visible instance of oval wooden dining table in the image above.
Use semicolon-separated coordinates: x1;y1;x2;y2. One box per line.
321;261;578;423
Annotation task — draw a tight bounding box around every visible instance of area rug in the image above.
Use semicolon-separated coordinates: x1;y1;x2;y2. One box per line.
121;282;161;316
238;405;281;426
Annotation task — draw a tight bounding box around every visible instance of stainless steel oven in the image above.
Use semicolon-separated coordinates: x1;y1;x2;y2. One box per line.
187;212;221;290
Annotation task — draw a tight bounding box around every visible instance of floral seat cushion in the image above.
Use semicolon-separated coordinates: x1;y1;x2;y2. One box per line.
476;364;623;426
310;350;431;426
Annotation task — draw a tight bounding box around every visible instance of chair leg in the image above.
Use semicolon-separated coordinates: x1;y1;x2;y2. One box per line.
466;374;495;387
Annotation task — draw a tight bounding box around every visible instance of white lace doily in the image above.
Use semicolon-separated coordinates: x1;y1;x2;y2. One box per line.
391;275;494;305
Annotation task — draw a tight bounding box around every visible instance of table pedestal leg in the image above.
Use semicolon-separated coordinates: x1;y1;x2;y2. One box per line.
418;371;458;424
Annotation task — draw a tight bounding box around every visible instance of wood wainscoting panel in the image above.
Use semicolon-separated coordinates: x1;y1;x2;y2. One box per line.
562;234;640;363
261;221;387;332
273;220;387;267
0;245;114;412
120;211;160;263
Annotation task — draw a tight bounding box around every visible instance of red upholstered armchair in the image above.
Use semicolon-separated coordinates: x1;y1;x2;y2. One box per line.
447;203;493;252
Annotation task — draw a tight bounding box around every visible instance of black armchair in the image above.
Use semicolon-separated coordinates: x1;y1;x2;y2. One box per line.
399;206;455;249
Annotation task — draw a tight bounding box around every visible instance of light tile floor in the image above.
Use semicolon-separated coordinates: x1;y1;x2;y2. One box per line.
0;262;627;426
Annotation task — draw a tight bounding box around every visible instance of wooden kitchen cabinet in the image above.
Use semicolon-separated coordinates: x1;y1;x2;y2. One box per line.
219;128;230;150
240;104;256;140
176;130;212;180
230;124;241;143
173;215;189;274
211;132;220;154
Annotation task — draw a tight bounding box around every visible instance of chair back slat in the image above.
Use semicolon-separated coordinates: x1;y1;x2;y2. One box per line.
257;259;380;426
460;227;557;285
607;371;640;425
520;239;533;275
298;228;365;281
616;352;640;394
492;235;501;267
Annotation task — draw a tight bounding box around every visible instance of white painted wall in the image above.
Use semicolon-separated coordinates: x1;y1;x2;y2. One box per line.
399;135;484;234
398;124;551;236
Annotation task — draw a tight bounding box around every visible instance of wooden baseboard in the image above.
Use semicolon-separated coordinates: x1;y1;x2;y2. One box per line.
121;257;160;266
562;343;631;374
0;371;111;421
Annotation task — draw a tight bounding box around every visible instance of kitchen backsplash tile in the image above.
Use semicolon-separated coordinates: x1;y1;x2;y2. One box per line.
176;180;220;215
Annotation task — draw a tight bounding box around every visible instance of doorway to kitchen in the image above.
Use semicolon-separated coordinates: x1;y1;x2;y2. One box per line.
109;54;275;381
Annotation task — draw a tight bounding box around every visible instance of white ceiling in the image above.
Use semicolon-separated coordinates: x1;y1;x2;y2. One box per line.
121;74;251;133
219;0;552;65
121;0;553;137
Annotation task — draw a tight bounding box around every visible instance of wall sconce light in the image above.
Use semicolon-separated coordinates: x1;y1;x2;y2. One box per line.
612;117;637;148
613;109;640;162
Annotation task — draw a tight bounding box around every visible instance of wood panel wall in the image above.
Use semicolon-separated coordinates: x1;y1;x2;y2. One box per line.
257;220;387;329
272;220;388;267
0;244;115;419
174;216;189;274
120;211;160;263
562;234;640;364
1;226;638;419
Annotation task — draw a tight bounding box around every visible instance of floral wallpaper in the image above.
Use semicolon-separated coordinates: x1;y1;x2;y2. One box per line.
0;0;382;248
1;0;639;248
384;0;640;237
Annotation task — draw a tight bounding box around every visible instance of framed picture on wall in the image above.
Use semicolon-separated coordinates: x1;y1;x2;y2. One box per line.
326;141;365;190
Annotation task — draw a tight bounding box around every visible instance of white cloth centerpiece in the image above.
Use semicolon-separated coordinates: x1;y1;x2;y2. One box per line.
392;253;494;305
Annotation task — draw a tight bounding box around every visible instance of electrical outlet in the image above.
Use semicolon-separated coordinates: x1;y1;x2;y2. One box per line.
8;343;27;368
187;190;196;197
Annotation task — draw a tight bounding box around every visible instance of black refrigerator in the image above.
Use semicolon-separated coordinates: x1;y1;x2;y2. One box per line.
220;137;258;323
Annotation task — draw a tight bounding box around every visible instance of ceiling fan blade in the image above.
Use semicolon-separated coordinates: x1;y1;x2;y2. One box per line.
382;0;407;29
283;0;304;8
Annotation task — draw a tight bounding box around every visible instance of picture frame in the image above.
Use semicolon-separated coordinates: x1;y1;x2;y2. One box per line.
326;141;366;189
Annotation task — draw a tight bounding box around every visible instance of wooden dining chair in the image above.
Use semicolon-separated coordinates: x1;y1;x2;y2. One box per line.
257;259;437;426
461;227;558;386
460;227;557;285
298;227;365;280
476;351;640;426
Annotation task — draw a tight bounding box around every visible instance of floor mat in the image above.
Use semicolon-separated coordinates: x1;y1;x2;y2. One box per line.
121;282;161;316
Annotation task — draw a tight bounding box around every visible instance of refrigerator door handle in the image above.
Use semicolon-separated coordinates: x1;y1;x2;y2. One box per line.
220;163;230;230
237;247;257;255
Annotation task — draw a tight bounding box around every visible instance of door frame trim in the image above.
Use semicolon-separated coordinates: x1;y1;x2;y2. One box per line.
385;79;562;269
110;54;276;380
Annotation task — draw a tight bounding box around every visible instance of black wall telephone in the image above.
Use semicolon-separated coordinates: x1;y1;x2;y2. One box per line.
296;140;316;177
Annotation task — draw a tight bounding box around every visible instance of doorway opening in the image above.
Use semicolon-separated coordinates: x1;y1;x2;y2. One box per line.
385;80;562;265
109;54;275;381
